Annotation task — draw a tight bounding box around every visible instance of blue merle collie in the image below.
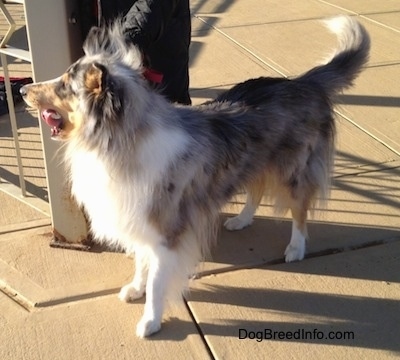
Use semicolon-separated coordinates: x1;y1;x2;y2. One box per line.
21;16;370;337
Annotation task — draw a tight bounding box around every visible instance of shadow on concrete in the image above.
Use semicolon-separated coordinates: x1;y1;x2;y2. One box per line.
338;94;400;108
183;284;400;352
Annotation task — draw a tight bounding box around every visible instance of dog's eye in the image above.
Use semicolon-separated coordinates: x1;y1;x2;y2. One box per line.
55;80;75;98
59;81;67;90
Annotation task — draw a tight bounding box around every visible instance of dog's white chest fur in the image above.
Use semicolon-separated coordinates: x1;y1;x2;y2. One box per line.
69;149;131;244
68;125;190;249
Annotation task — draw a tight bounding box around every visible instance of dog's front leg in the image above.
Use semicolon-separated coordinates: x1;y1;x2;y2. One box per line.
136;244;177;338
119;249;148;302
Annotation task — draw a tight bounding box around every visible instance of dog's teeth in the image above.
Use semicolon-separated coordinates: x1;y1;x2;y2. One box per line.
51;112;62;119
51;126;60;137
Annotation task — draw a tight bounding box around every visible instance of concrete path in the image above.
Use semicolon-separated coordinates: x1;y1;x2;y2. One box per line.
1;1;399;359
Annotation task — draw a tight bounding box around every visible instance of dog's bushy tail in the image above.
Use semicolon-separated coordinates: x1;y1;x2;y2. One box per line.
300;16;370;95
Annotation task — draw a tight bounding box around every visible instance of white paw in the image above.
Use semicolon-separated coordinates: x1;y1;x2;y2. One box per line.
284;244;305;263
118;284;145;302
136;316;161;338
224;216;252;231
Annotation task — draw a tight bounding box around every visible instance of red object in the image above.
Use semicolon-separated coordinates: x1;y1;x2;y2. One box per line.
143;68;163;84
0;76;32;82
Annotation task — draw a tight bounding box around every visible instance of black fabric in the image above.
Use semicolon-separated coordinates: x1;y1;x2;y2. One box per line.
0;77;33;116
78;0;191;104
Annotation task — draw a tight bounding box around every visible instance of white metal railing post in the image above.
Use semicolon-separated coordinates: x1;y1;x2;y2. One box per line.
23;0;88;244
0;0;28;196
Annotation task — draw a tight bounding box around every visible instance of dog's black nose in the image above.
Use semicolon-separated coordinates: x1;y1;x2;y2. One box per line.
19;86;27;97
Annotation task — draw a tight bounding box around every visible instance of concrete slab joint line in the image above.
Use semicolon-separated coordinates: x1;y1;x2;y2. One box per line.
194;14;288;77
336;110;400;158
317;0;400;33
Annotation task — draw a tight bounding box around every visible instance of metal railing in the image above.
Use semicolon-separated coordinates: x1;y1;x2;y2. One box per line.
0;0;88;243
0;0;30;197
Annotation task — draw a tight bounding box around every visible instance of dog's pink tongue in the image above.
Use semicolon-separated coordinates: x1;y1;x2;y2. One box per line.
41;109;62;128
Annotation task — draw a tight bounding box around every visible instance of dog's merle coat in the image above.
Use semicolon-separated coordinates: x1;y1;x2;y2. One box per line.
21;16;370;338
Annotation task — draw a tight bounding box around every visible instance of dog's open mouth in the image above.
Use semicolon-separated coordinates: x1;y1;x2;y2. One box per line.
41;109;63;138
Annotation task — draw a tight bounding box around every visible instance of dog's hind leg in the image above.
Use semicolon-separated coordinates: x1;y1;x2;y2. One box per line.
224;176;265;231
119;248;149;302
285;202;309;263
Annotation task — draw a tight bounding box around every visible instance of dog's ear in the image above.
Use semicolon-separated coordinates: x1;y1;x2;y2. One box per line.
84;62;123;124
85;63;108;96
83;26;109;56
